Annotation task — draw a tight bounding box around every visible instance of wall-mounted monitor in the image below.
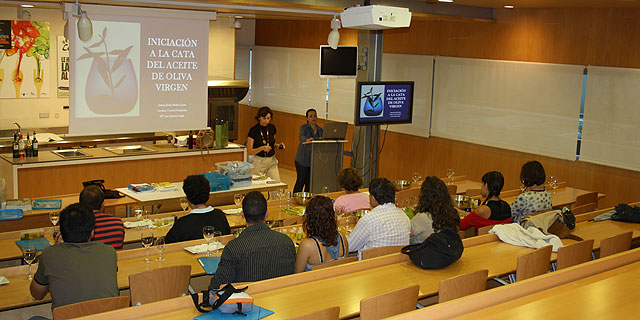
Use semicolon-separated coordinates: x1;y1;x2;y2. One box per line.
319;45;358;78
355;81;414;126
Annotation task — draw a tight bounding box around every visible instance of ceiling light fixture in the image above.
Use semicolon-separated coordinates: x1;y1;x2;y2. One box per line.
438;0;454;3
66;0;93;41
231;17;242;29
21;4;34;8
327;15;341;50
63;11;70;39
17;5;31;20
504;5;514;9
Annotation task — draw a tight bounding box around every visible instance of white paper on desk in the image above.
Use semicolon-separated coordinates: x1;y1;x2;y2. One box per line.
184;243;225;254
223;208;243;215
123;220;156;229
250;176;275;185
0;276;9;285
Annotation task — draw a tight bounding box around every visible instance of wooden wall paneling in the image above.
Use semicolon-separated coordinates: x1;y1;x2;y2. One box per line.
17;152;243;198
383;8;640;69
255;20;358;49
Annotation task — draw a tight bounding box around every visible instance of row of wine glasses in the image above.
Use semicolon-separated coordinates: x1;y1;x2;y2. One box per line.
140;232;165;263
203;226;222;256
548;175;559;194
276;189;292;210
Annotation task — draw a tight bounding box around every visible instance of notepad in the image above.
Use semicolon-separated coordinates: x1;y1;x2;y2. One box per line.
193;305;274;320
16;238;51;251
197;256;221;274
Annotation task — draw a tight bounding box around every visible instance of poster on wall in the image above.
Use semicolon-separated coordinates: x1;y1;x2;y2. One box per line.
57;36;69;97
0;20;50;99
0;21;11;49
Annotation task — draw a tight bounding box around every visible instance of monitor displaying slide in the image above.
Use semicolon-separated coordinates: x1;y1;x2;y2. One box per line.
355;81;414;125
68;7;209;136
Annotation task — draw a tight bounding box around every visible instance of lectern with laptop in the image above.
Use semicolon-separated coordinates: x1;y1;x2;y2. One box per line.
303;122;348;194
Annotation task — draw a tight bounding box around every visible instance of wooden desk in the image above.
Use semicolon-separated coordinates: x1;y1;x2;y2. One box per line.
452;261;640;319
501;186;606;208
0;195;136;233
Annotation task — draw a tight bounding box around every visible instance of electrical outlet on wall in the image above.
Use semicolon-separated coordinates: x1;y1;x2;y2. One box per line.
39;113;49;118
54;113;60;118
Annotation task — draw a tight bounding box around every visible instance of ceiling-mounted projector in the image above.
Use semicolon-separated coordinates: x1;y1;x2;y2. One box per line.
340;5;411;30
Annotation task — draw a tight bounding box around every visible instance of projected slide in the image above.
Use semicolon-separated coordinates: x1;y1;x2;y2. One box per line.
69;11;208;135
356;82;414;125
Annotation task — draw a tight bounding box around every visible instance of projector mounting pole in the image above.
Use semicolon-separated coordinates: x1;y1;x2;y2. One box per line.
369;30;383;180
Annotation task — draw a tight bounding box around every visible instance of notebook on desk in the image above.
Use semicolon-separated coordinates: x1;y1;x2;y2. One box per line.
323;121;348;140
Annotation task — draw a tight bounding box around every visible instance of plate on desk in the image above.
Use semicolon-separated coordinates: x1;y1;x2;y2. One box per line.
184;243;225;254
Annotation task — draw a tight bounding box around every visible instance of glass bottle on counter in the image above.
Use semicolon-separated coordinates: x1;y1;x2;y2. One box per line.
18;134;25;158
32;132;38;157
25;133;32;157
12;132;19;159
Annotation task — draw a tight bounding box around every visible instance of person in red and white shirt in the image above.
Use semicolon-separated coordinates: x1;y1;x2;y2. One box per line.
79;186;125;249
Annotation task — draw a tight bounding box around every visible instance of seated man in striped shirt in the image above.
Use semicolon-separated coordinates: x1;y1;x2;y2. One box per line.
347;178;411;259
209;191;296;289
79;185;125;249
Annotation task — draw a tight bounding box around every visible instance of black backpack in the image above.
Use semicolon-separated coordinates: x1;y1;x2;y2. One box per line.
611;204;640;223
401;228;464;269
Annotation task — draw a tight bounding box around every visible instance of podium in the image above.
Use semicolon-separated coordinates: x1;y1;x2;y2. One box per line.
303;140;347;194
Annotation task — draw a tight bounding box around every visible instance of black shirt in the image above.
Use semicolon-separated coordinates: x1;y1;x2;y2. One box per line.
486;200;512;221
164;207;231;244
248;123;276;157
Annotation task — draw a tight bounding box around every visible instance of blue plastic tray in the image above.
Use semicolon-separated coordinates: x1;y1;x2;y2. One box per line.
0;209;23;221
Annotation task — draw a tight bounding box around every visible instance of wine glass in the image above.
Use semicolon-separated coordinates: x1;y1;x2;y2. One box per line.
285;191;292;209
234;194;244;208
180;198;189;212
446;168;455;185
155;236;166;262
49;211;60;237
276;189;285;210
412;172;422;185
203;226;215;256
22;246;37;280
212;231;223;255
141;232;154;263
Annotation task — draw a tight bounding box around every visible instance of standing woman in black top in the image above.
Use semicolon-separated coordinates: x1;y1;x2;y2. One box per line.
247;107;285;182
293;109;323;193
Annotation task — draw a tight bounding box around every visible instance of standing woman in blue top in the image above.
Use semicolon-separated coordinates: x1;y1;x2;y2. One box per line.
247;107;285;182
293;109;323;193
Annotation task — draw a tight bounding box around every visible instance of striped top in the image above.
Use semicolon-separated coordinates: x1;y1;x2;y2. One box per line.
208;223;296;289
92;213;125;250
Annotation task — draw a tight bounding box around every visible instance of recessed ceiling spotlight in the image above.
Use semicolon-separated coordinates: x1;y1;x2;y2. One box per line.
504;5;514;9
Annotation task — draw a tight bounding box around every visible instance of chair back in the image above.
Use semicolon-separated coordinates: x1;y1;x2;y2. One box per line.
571;203;597;215
52;296;130;320
311;256;358;270
575;192;598;208
465;188;481;197
458;227;475;239
129;265;191;305
283;216;304;226
290;306;340;320
360;285;420;320
600;231;633;258
438;269;488;303
556;239;594;270
396;188;420;205
515;245;552;282
361;245;405;260
447;184;458;195
477;225;494;236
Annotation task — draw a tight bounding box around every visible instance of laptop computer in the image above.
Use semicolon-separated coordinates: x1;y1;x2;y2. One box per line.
323;121;348;140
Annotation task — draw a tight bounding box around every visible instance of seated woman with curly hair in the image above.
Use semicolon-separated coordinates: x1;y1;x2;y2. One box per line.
294;196;349;273
333;168;371;213
410;176;460;244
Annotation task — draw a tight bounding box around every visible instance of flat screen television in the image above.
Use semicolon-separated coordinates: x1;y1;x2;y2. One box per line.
354;81;414;126
319;45;358;78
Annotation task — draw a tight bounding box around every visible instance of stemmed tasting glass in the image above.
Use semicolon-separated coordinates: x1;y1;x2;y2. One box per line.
212;231;223;255
285;191;292;209
155;236;166;262
446;169;455;185
22;246;37;280
141;232;154;263
203;226;215;256
548;176;559;195
322;186;330;194
49;211;60;236
180;198;189;212
412;172;422;185
234;194;244;208
276;189;285;210
134;207;144;229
